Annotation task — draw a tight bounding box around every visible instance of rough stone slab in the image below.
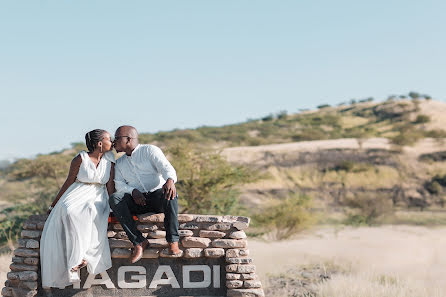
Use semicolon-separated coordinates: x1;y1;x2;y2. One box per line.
199;230;226;238
147;230;166;239
20;281;38;290
28;215;47;222
107;230;116;238
222;216;250;223
226;280;243;289
25;240;39;249
9;264;38;272
226;258;253;264
226;264;238;272
182;237;211;248
137;224;158;232
17;239;27;248
212;239;247;248
233;222;249;230
12;257;24;264
243;280;262;288
227;288;265;297
22;222;36;230
113;231;129;239
10;288;37;297
8;271;38;281
7;272;19;281
137;213;164;223
178;214;194;222
160;249;184;258
240;249;250;257
183;248;203;258
113;223;123;231
194;215;223;223
204;248;225;258
111;248;131;259
207;223;232;231
178;230;193;237
109;239;133;249
179;222;200;230
237;265;256;274
226;273;241;280
14;249;39;258
241;273;257;280
226;249;249;258
17;239;38;249
142;249;160;259
23;258;39;266
229;231;247;239
35;222;45;230
1;287;12;297
147;238;168;248
20;231;41;239
5;279;19;287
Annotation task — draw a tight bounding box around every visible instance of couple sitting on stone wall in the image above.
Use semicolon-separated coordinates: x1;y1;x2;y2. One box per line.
40;125;181;289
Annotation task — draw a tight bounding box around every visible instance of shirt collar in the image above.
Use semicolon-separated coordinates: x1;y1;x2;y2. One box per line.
129;144;141;157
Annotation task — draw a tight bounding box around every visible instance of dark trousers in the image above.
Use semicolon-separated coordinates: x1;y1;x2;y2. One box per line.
109;189;179;245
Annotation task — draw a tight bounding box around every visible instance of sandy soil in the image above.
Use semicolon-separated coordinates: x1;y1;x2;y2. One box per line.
250;225;446;292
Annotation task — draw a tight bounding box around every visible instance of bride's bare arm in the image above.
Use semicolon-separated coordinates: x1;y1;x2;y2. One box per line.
106;163;115;196
48;155;82;211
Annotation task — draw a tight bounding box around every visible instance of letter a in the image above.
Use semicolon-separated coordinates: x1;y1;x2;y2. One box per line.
149;265;180;288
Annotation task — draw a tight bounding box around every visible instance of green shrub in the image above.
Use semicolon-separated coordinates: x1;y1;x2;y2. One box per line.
344;193;393;225
414;114;430;124
252;194;314;240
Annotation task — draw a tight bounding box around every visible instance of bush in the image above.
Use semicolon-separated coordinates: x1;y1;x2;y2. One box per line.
252;194;314;240
344;193;393;225
414;114;430;124
317;104;331;109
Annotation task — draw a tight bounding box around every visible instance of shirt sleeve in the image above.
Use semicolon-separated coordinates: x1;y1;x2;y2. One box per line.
148;146;177;183
114;163;135;194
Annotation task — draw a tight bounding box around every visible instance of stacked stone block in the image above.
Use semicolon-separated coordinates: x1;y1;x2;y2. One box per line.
2;213;265;297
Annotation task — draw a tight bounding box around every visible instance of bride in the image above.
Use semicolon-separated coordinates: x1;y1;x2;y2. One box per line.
40;129;115;288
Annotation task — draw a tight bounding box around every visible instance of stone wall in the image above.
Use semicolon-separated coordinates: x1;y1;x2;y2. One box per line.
1;213;265;297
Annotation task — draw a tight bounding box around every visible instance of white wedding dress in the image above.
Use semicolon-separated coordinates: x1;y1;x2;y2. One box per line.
40;151;114;288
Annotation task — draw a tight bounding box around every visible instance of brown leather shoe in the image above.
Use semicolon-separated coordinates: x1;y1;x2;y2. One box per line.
168;241;181;255
130;239;149;264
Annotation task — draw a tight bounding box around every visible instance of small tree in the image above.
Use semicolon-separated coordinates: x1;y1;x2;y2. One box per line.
253;194;314;240
166;143;257;214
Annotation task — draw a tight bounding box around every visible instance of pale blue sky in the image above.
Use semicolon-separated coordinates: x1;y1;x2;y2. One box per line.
1;1;445;160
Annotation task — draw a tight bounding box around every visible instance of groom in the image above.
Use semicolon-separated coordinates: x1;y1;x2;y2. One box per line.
110;125;181;263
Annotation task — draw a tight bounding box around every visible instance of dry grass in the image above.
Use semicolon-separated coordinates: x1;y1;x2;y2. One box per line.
0;252;12;286
251;225;446;297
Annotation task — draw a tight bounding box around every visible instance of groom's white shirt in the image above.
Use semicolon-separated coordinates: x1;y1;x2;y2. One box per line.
114;144;177;194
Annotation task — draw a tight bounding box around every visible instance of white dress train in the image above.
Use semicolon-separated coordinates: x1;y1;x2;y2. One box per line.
40;151;114;288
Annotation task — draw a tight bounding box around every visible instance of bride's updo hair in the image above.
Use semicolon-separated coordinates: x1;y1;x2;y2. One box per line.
85;129;107;152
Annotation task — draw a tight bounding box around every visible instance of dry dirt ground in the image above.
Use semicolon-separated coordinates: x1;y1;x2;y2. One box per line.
250;225;446;296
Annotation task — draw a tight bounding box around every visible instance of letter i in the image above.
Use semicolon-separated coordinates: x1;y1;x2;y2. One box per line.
213;265;220;288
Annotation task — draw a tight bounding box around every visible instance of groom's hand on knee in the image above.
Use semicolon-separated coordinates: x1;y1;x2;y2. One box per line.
132;189;146;206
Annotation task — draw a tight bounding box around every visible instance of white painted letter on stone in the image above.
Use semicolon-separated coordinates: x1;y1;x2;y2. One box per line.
183;265;211;289
83;271;115;289
213;265;220;288
118;266;147;289
149;265;180;289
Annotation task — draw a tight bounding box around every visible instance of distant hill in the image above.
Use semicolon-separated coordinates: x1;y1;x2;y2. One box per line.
138;98;446;149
